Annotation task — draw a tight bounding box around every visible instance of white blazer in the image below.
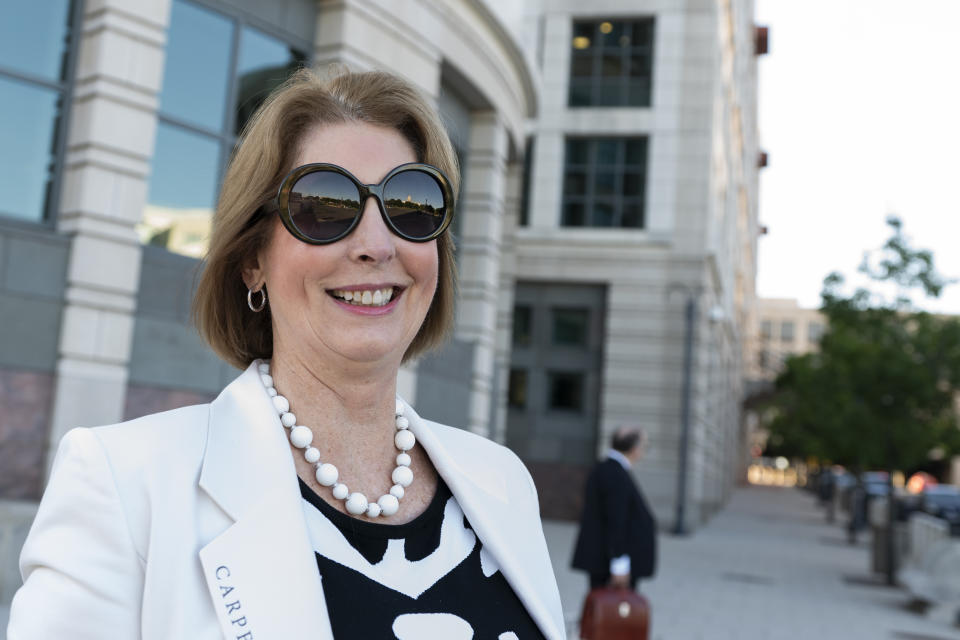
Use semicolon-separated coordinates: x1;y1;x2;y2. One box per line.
7;362;565;640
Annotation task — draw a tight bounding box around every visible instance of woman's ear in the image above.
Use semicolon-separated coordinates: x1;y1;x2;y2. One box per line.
242;254;265;291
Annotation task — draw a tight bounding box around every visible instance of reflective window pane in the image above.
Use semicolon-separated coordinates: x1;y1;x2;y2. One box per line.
569;18;654;107
571;51;594;78
548;371;583;411
592;201;615;227
566;139;589;164
142;122;221;257
561;137;646;229
562;202;585;226
564;170;587;196
595;171;615;196
598;80;621;106
568;81;591;107
596;140;619;165
598;21;625;46
508;369;528;408
623;171;644;196
627;82;650;106
629;52;651;78
158;0;233;131
0;0;72;81
622;200;644;228
0;77;61;221
235;27;306;135
512;305;532;346
573;22;593;40
552;308;589;346
601;53;623;77
625;139;647;165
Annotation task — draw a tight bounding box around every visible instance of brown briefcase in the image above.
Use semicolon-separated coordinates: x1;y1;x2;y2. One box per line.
579;586;650;640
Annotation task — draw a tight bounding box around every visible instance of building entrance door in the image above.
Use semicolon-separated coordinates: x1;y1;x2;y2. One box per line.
507;282;606;519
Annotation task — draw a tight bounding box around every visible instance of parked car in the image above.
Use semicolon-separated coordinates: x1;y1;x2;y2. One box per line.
920;485;960;535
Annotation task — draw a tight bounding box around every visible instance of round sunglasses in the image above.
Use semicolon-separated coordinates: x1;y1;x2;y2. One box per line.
262;162;455;244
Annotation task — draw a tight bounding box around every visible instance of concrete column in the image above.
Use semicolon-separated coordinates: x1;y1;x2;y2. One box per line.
46;0;170;473
492;162;523;445
314;0;440;98
456;111;509;436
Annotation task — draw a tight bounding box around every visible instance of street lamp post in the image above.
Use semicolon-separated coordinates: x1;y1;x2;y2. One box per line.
672;294;698;535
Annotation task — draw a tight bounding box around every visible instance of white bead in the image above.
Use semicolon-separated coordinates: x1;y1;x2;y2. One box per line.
346;492;368;515
395;416;409;430
332;483;349;500
390;484;405;499
304;447;320;463
396;453;411;467
366;503;382;518
395;399;404;416
394;429;415;451
272;395;290;414
267;387;277;397
258;363;270;374
378;494;400;516
315;463;339;486
289;425;313;448
260;374;273;388
280;412;297;427
392;466;414;487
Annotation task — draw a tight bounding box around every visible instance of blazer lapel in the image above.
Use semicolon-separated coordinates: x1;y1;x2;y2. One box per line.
404;401;566;640
198;361;333;640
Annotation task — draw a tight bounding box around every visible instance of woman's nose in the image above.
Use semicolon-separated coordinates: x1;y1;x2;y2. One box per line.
347;196;396;263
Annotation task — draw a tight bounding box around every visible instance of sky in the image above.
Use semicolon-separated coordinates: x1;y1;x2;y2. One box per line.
754;0;960;314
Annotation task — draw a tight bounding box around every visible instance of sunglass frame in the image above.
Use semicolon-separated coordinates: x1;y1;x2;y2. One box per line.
267;162;455;245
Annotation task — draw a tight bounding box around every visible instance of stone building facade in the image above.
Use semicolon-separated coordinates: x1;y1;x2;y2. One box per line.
0;0;764;605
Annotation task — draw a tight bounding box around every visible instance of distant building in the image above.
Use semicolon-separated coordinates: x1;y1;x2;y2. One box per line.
0;0;765;560
747;298;826;382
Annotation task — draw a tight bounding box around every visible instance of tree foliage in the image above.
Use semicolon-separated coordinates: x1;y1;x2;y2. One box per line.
765;217;960;472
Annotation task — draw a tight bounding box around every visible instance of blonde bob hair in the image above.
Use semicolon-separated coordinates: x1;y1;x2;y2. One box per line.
193;67;459;370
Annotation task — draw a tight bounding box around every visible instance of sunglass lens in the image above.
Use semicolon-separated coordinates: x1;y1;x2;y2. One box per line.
383;170;446;239
288;171;360;240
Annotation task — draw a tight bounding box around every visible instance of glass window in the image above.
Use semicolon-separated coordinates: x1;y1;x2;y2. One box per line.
760;320;772;340
568;18;654;107
552;308;589;345
0;78;61;221
808;322;824;343
158;0;233;132
235;26;307;135
147;0;310;257
519;137;533;226
140;123;221;258
0;0;76;223
508;369;527;408
548;371;584;411
512;305;532;346
561;137;646;228
0;0;72;81
781;321;795;342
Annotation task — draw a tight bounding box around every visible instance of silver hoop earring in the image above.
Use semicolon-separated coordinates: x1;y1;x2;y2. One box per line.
247;287;267;312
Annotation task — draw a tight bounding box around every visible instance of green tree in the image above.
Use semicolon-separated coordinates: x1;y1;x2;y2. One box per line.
765;217;960;473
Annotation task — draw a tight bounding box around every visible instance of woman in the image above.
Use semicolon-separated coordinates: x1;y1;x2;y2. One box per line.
7;68;564;640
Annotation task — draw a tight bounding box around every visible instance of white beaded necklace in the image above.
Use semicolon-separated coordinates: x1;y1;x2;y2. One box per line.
258;361;415;518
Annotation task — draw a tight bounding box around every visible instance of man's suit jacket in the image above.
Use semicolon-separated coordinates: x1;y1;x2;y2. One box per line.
571;457;657;582
7;361;565;640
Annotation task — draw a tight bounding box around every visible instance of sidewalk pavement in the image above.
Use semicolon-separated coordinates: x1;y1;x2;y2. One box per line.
544;485;960;640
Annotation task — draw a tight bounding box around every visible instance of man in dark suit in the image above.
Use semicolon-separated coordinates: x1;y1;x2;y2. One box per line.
572;427;657;590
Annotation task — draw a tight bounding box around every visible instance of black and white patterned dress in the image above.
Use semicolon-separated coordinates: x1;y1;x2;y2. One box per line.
299;477;546;639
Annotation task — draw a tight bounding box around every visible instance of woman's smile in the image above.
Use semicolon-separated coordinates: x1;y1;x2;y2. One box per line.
327;284;405;314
